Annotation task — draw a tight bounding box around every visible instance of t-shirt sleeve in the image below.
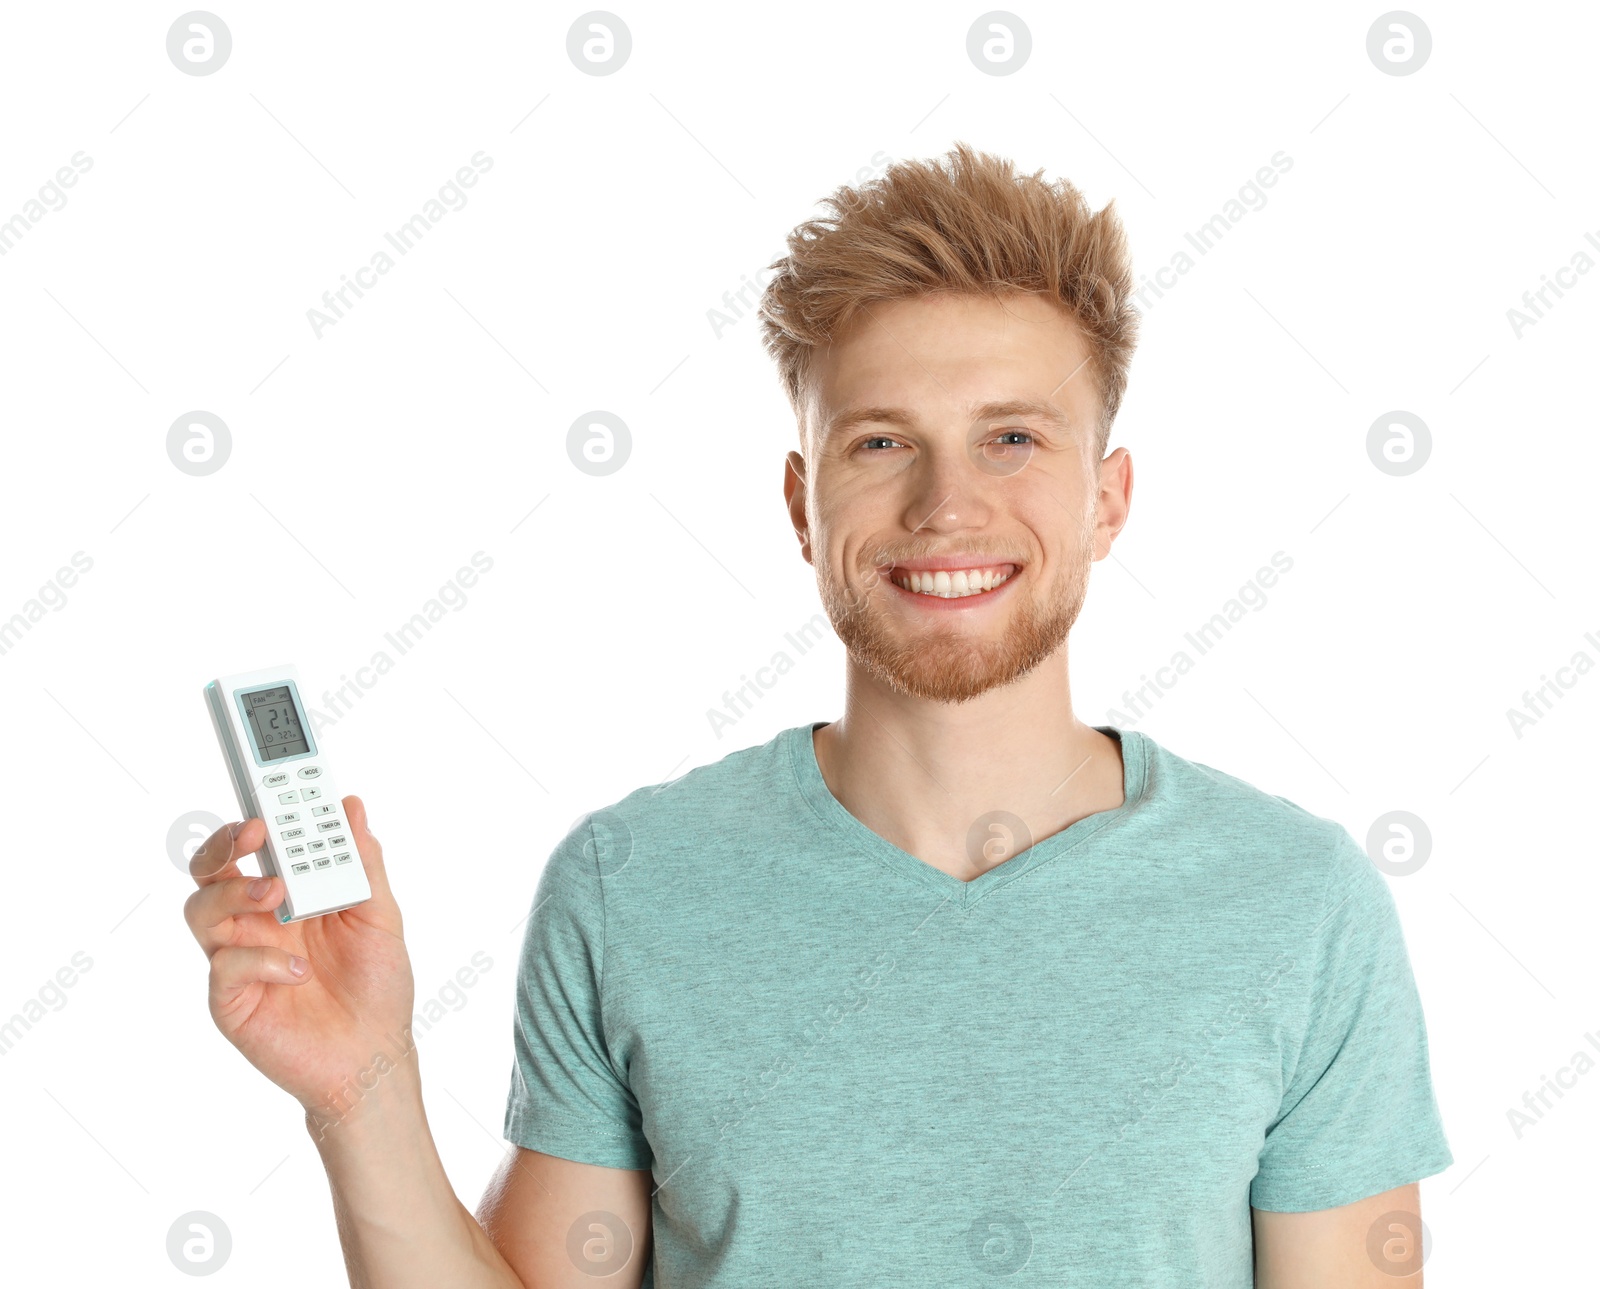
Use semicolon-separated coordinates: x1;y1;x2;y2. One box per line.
503;814;653;1170
1250;825;1452;1211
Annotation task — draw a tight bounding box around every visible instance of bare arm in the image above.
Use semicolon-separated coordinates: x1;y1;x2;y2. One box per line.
1253;1182;1425;1287
476;1148;653;1285
310;1058;652;1288
309;1055;524;1287
184;801;652;1288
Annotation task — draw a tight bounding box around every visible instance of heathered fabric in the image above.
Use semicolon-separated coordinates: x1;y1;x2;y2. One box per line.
504;722;1451;1287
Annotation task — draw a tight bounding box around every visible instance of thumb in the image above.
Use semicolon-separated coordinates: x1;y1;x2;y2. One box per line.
341;794;399;913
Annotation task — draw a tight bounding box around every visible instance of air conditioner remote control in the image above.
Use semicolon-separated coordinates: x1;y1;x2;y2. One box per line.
203;665;372;923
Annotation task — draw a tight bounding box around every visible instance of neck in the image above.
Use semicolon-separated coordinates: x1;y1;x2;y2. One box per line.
813;644;1125;882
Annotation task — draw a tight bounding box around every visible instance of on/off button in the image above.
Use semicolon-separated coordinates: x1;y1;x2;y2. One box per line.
263;772;289;787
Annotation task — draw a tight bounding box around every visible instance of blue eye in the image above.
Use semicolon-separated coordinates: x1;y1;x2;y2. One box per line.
862;436;904;451
993;430;1033;445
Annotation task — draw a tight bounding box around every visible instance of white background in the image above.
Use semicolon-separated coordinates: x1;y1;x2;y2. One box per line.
1;1;1595;1282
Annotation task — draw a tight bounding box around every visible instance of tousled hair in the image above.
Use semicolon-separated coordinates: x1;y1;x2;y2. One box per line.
757;142;1139;453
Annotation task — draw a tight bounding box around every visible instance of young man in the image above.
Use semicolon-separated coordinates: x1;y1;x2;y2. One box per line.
185;144;1450;1286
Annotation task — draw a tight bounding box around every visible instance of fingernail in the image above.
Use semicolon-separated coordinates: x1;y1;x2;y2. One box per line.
248;877;271;900
228;822;242;839
289;956;308;976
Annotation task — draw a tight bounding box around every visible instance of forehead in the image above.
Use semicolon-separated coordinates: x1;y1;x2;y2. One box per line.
804;291;1100;446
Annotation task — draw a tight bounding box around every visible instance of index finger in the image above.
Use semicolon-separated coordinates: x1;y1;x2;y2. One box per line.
189;817;265;885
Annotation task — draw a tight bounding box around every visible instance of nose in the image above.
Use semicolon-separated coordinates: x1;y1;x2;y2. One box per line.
900;445;995;536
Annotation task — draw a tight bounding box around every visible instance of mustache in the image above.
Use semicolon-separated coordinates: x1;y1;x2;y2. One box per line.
859;542;1026;572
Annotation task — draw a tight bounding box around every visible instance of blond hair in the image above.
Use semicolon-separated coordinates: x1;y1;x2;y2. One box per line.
757;142;1139;452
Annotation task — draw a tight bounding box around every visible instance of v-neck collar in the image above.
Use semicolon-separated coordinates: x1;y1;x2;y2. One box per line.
785;719;1150;908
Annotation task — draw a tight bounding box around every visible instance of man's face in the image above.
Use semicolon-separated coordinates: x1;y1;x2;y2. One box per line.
784;290;1130;705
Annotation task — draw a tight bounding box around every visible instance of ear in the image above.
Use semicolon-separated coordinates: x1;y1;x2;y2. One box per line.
1093;446;1133;559
783;450;813;565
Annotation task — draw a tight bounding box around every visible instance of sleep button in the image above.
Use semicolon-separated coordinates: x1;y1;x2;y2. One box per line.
298;766;322;779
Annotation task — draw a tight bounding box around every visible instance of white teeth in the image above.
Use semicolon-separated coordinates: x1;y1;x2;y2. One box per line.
893;568;1013;598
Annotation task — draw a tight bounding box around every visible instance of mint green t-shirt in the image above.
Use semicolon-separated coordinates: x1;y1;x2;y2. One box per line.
504;723;1452;1287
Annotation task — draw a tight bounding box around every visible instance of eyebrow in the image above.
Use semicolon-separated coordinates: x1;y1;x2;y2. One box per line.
821;397;1075;443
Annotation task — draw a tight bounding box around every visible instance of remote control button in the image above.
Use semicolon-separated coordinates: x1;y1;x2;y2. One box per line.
333;851;353;865
317;820;341;833
291;862;311;874
307;840;327;852
311;804;335;816
298;765;322;779
274;812;299;825
282;827;304;840
299;786;322;801
263;772;289;787
277;790;299;805
326;834;348;849
313;856;332;869
285;844;306;858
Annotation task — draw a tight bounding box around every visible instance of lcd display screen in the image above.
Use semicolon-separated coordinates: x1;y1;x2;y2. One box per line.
242;685;310;761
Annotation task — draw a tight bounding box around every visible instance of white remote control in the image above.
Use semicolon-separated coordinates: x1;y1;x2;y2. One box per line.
203;665;372;923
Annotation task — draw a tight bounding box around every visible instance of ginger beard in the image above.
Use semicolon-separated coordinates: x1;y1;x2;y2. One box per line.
817;521;1096;705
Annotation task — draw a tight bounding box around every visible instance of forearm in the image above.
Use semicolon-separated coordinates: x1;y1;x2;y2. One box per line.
308;1052;523;1289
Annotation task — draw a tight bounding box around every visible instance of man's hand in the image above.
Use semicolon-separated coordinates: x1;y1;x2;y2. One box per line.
182;794;418;1128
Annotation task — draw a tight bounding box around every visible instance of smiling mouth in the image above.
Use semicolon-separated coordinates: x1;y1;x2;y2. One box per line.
889;563;1018;599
